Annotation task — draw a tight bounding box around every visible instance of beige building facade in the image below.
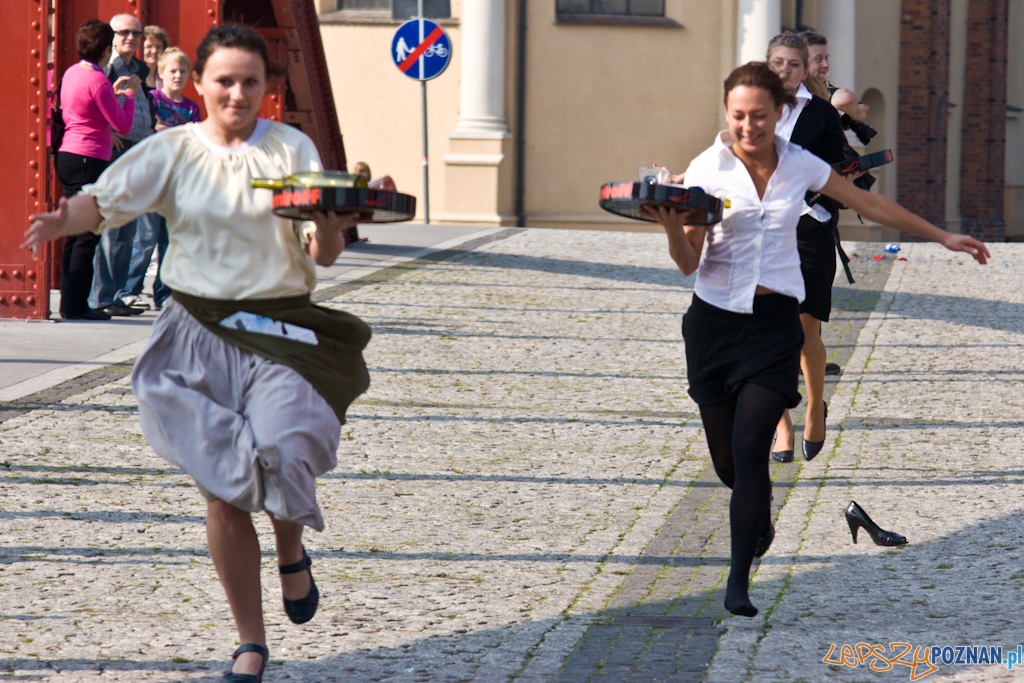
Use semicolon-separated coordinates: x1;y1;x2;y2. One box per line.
316;0;1023;241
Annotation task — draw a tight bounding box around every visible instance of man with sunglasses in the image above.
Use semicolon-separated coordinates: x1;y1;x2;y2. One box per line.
89;13;156;317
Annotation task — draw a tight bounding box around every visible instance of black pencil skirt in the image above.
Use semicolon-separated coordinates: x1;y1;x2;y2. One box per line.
682;293;805;409
796;213;838;322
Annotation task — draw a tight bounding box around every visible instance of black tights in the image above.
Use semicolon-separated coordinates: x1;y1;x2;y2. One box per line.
698;382;788;617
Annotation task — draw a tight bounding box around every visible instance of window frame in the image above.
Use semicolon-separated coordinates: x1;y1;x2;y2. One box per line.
554;0;680;28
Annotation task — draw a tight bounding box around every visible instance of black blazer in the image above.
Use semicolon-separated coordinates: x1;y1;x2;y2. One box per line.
790;96;847;219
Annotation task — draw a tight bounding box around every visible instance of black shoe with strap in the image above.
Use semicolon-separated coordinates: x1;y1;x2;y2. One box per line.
223;643;268;682
280;547;319;624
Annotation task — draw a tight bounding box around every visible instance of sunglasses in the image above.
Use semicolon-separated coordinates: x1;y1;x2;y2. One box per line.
115;29;143;38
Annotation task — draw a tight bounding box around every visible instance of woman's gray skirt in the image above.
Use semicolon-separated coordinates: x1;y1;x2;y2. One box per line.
131;300;341;530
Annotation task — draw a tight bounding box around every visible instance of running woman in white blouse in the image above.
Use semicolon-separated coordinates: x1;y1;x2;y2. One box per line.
24;27;364;682
645;62;988;618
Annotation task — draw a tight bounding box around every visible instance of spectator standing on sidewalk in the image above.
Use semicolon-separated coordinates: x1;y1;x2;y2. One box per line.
54;19;139;321
116;25;169;312
120;46;200;311
353;161;371;184
89;13;156;317
142;25;168;91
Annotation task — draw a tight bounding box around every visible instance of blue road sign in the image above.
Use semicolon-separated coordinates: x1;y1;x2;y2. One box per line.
391;18;451;81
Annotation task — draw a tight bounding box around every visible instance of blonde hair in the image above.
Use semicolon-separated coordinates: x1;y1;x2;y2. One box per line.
766;31;830;101
157;47;191;74
144;25;169;50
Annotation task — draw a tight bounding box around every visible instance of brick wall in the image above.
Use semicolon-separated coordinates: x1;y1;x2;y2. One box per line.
959;0;1008;241
897;0;951;236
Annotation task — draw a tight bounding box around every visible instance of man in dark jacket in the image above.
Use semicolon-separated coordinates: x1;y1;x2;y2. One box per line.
88;13;155;316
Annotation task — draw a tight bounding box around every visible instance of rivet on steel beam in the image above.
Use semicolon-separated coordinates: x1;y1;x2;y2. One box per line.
13;271;22;279
0;270;6;277
29;161;38;169
27;297;36;306
29;188;38;196
30;104;39;113
30;77;40;86
32;21;40;29
27;271;36;279
30;132;38;140
12;296;21;304
30;49;40;58
0;297;6;305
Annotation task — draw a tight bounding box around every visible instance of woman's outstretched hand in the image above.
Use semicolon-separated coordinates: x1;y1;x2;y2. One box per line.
22;197;70;256
940;233;991;265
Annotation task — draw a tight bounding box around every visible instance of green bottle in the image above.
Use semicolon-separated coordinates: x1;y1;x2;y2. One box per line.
251;171;367;190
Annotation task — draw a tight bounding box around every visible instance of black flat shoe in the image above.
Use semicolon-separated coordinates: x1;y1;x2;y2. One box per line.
771;449;794;463
223;643;268;682
845;501;907;546
825;362;841;376
802;401;828;461
103;303;144;317
280;547;319;624
61;309;111;321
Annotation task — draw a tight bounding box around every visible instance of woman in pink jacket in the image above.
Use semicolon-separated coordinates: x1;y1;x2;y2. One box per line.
55;19;140;320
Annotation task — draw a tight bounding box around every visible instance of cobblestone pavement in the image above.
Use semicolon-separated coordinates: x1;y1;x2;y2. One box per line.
0;230;1021;682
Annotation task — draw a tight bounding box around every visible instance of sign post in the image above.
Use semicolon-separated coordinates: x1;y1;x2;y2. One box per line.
391;6;451;225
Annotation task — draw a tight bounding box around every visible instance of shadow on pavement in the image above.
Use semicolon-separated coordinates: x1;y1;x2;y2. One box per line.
2;507;1018;681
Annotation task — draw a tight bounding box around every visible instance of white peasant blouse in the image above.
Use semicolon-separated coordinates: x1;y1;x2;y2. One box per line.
84;119;322;301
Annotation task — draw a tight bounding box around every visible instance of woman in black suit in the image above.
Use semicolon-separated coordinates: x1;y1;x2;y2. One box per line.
765;32;848;463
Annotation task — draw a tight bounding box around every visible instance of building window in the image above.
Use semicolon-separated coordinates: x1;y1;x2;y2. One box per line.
333;0;451;18
556;0;665;17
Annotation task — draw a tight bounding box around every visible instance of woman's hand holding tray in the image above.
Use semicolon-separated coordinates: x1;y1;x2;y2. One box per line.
599;181;725;226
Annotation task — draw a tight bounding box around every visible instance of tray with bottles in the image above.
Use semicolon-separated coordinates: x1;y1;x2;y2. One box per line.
251;172;417;223
599;166;725;226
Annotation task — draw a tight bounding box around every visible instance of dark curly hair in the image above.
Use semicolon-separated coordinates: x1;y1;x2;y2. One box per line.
193;25;285;78
77;19;115;64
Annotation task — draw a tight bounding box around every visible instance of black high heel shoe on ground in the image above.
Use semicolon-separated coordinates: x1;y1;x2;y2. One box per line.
802;400;828;461
280;547;319;624
223;643;268;682
845;501;907;546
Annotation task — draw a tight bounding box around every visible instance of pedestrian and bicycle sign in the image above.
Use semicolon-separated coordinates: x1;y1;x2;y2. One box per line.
391;18;451;81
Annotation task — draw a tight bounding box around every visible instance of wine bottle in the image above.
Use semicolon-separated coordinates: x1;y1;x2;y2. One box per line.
251;171;368;191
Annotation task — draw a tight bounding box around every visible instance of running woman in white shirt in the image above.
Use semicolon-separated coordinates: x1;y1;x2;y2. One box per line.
645;62;988;618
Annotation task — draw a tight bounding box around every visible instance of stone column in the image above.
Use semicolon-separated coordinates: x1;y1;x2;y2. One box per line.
441;0;515;225
817;0;856;90
736;0;780;65
452;0;508;135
